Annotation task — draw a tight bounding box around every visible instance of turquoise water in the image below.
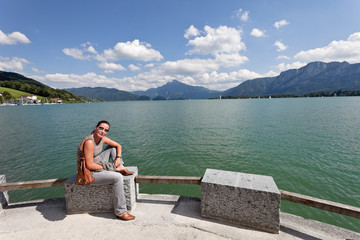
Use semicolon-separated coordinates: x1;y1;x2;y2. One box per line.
0;98;359;232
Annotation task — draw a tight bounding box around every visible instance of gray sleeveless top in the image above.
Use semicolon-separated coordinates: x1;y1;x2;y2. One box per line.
77;134;103;164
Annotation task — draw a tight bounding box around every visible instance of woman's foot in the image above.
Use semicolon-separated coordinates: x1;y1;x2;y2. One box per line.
116;212;135;221
119;168;134;175
116;165;134;175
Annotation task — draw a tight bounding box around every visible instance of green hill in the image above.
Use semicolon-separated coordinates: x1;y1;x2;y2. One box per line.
0;71;83;102
0;86;44;99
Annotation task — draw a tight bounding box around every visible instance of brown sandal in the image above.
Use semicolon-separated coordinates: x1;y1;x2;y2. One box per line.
116;212;135;220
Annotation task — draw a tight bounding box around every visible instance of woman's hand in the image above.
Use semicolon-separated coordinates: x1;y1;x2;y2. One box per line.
114;158;121;167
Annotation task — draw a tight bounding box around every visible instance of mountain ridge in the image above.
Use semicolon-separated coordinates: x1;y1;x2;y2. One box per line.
132;80;220;99
222;61;360;97
65;87;150;101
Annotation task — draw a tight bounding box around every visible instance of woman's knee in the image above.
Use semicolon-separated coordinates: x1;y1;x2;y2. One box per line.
93;171;122;184
113;172;123;184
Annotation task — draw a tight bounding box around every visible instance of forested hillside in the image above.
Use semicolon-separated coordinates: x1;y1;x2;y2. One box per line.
0;71;82;102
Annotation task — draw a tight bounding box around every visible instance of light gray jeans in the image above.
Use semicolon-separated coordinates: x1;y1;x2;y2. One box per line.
92;146;126;215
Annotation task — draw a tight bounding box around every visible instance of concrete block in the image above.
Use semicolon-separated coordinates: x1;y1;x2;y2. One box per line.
0;174;9;210
201;169;280;233
65;166;138;214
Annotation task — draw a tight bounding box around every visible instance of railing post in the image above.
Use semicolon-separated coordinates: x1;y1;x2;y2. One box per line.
0;174;9;210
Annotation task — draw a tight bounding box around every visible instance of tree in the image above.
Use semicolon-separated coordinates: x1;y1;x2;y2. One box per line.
2;91;12;99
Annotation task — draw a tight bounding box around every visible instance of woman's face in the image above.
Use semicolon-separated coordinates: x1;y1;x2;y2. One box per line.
94;123;110;138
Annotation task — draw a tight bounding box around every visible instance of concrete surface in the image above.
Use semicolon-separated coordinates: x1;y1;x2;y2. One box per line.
0;194;359;240
201;169;280;233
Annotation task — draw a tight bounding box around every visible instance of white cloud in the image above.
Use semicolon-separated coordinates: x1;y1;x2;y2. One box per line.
250;28;266;38
128;64;141;71
32;67;44;73
97;62;126;73
277;55;290;60
161;58;219;75
44;72;118;86
294;32;360;63
145;63;154;68
40;60;268;92
130;64;263;91
53;24;269;91
63;48;91;60
264;70;279;77
215;53;248;67
0;30;31;45
276;61;307;72
87;46;97;54
120;67;264;91
186;25;245;56
81;42;92;47
0;56;30;71
187;68;264;90
184;25;200;39
274;40;287;52
101;39;163;62
64;40;163;62
234;9;249;22
274;20;289;29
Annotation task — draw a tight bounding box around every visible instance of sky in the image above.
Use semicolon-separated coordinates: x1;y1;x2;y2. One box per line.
1;0;360;92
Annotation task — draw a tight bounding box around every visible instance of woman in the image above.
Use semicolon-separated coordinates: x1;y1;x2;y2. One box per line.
77;120;135;220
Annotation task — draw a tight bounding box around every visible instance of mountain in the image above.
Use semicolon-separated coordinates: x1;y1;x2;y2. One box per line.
133;80;220;99
222;61;360;97
65;87;150;101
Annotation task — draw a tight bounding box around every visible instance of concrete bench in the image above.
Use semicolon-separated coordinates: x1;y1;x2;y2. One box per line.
64;166;138;214
201;169;280;233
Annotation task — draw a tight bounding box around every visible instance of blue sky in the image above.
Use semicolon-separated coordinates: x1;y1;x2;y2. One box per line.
1;0;360;91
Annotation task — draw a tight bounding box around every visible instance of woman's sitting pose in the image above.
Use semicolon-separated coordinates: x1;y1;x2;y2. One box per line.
77;120;135;220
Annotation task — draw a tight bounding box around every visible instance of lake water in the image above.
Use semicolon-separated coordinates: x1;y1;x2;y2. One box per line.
0;97;359;232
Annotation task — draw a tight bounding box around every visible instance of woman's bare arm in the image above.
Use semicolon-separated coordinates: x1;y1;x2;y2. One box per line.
84;139;104;171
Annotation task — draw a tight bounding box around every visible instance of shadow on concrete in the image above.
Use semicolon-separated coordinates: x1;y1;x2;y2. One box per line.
88;196;181;220
171;196;325;240
136;198;179;206
35;198;67;221
280;226;321;240
7;198;67;221
170;196;258;231
89;212;116;219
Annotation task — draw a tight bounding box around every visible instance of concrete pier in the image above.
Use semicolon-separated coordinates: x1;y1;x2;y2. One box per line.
0;194;359;240
1;169;360;239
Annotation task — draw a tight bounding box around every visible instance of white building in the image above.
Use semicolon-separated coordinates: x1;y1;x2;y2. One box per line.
18;95;40;104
